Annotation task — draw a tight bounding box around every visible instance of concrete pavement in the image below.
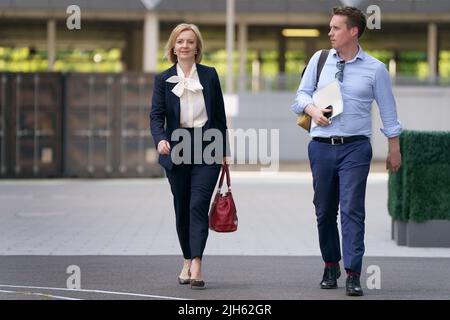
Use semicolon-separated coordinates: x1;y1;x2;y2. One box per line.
1;172;450;257
1;168;450;300
1;255;450;300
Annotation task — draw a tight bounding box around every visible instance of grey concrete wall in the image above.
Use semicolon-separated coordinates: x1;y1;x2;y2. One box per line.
232;86;450;161
231;92;309;161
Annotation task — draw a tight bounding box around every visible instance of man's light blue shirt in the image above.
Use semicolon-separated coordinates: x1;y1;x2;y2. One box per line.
291;47;402;138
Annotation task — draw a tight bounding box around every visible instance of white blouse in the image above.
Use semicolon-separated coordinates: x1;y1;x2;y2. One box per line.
166;64;208;128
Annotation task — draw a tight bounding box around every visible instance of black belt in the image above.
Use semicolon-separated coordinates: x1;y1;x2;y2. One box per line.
313;135;368;145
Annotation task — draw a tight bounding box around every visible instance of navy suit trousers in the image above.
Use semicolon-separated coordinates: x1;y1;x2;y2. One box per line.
166;162;221;260
308;138;372;274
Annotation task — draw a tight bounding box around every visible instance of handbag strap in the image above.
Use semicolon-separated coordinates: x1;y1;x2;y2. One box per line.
217;164;231;192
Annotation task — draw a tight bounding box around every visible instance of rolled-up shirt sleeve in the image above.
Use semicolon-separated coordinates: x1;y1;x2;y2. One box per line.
291;50;321;114
374;64;402;138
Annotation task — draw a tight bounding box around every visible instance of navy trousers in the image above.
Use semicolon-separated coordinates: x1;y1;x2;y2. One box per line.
308;138;372;274
166;163;220;259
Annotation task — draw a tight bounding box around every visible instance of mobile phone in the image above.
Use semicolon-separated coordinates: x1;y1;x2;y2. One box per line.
324;105;333;119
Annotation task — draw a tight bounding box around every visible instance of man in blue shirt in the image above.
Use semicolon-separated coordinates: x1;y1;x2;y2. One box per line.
292;6;402;296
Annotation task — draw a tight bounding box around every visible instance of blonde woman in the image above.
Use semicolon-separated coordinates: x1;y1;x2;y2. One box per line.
150;23;228;289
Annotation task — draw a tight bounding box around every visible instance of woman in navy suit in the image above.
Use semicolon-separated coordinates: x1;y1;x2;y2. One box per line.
150;23;228;289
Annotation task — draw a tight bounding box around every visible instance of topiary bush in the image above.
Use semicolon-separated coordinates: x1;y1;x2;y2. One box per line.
388;130;450;222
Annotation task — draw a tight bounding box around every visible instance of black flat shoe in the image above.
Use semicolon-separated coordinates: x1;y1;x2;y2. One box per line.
346;274;364;296
320;264;341;289
190;279;205;289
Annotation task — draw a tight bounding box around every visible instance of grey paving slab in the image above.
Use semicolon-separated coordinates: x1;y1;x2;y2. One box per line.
1;173;450;257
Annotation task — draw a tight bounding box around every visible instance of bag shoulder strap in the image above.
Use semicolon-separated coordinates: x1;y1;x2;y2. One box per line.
316;49;329;88
301;49;329;89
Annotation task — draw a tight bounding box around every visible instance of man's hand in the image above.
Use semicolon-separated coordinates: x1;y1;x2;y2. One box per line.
305;104;332;127
386;150;402;172
386;136;402;172
157;140;171;155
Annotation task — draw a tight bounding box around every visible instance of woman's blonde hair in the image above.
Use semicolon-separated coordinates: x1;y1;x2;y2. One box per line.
165;23;204;64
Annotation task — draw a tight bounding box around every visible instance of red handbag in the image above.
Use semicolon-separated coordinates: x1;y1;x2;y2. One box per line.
209;164;238;232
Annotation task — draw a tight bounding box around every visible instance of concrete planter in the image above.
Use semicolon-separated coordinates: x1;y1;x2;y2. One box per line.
392;219;450;247
391;219;407;246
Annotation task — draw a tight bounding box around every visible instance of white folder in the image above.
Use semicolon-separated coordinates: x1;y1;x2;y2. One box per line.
310;79;343;129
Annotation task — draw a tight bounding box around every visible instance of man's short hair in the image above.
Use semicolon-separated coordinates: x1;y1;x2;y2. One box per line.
332;6;367;38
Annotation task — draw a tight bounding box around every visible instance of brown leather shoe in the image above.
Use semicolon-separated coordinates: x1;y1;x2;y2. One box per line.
190;279;205;289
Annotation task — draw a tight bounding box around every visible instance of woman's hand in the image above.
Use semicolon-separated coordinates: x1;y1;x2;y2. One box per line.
157;140;171;155
223;156;231;165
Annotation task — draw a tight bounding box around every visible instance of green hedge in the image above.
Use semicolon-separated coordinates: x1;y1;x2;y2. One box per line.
388;130;450;222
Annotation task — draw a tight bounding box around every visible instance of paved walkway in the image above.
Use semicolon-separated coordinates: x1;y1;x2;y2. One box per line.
1;171;450;257
2;169;450;300
1;255;449;300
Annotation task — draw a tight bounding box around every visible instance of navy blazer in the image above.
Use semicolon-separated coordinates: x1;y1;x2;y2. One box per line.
150;63;228;171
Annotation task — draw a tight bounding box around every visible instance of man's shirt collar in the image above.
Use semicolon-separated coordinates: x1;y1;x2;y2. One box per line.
331;45;365;63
